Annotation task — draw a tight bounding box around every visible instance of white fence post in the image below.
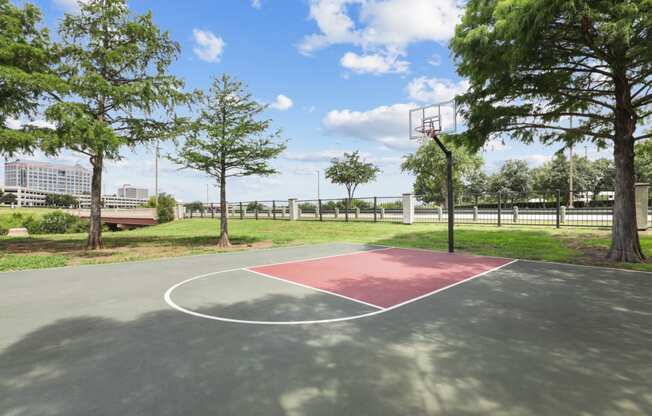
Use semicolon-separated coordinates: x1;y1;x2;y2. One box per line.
380;207;385;219
402;193;415;224
334;208;339;219
437;206;443;221
288;199;298;221
473;206;478;222
513;206;519;223
560;206;566;224
355;207;360;219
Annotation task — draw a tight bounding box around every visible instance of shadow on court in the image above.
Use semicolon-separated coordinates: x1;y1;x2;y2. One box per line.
1;260;651;415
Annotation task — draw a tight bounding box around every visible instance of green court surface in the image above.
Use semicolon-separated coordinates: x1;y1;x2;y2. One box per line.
1;243;650;415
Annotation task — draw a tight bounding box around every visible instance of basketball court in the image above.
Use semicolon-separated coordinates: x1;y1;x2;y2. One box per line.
1;243;651;415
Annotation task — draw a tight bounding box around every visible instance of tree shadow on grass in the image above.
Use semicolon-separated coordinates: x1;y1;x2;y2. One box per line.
1;263;651;416
0;234;263;256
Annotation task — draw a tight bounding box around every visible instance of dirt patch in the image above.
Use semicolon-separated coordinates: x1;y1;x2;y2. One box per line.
64;240;275;267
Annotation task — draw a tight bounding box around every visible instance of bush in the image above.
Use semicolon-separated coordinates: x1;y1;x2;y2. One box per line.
38;211;86;234
157;193;176;224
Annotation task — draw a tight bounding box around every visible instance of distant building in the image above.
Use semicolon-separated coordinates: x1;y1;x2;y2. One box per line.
0;185;149;209
4;159;91;195
117;184;149;200
2;160;148;208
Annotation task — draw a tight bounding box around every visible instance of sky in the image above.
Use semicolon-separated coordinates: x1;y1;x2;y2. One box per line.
2;0;612;203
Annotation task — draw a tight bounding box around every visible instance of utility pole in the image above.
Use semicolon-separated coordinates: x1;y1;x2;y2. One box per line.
155;140;160;204
316;170;321;200
568;116;574;208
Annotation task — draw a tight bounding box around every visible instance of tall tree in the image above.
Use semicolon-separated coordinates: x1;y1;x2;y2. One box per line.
489;160;533;204
325;151;380;210
170;74;286;247
452;1;651;262
0;0;61;152
532;153;596;204
634;140;652;182
401;137;484;205
41;0;190;249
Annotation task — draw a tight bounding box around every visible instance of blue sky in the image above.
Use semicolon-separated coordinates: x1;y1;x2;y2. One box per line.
3;0;610;202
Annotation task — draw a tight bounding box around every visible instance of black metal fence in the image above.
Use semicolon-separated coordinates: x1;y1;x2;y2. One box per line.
183;189;652;229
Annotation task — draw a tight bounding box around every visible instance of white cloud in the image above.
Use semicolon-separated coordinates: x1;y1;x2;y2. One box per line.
299;0;462;55
283;150;344;162
322;103;418;150
522;154;551;167
53;0;89;12
192;29;225;63
428;54;442;66
484;139;511;152
251;0;262;9
340;51;409;75
270;94;294;110
4;117;55;130
406;77;469;103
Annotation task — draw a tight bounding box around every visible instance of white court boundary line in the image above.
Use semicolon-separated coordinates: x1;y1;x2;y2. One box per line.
245;268;386;310
163;247;519;325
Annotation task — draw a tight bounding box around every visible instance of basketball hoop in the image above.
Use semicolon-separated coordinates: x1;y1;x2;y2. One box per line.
414;116;440;139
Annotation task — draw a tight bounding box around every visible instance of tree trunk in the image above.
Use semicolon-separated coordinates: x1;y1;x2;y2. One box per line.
218;173;230;248
608;73;644;262
608;138;644;262
87;154;104;250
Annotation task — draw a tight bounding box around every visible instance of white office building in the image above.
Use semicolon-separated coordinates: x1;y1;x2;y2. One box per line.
118;184;149;200
4;160;91;195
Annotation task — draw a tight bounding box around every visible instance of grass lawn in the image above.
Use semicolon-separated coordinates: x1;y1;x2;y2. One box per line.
1;218;650;272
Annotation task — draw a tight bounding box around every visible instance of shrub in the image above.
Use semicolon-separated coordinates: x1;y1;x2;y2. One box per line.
38;211;83;234
21;215;42;234
157;193;176;224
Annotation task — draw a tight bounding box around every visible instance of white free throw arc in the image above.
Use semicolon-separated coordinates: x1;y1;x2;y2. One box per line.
163;256;519;325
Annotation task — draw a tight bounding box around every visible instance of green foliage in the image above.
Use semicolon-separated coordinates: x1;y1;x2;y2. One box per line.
451;0;652;149
401;137;483;204
0;0;62;155
170;73;286;244
635;140;652;182
489;160;533;203
246;201;267;211
325;151;380;200
39;211;88;234
0;193;18;205
171;74;286;182
298;202;316;211
185;201;205;213
143;196;158;208
45;193;78;208
0;210;87;234
156;193;176;224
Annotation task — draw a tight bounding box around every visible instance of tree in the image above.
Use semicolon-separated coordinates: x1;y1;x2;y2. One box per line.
1;193;18;205
185;201;205;214
35;0;190;250
452;1;651;261
170;74;286;247
45;193;78;208
325;151;380;212
156;193;176;224
588;158;616;203
0;0;61;152
635;140;652;183
532;153;595;205
489;160;532;204
401;137;483;205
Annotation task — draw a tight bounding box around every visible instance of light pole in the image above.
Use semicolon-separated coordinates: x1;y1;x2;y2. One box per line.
155;140;160;204
316;170;321;200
